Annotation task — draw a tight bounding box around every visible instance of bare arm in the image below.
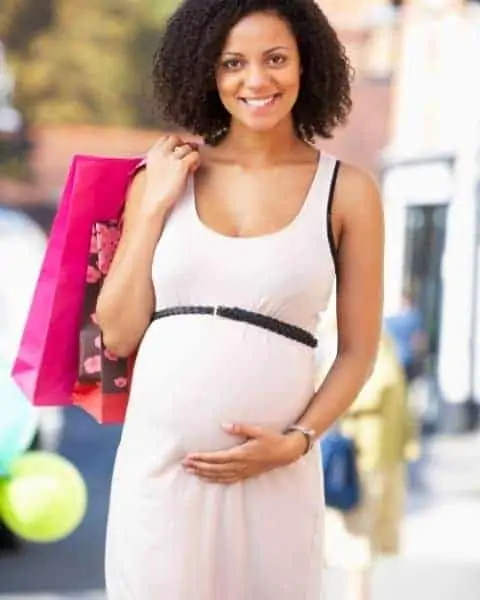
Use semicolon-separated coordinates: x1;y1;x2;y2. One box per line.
96;136;200;357
297;163;384;437
95;170;166;357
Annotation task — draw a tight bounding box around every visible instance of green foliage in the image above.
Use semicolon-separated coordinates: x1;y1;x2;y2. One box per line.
0;0;180;127
0;0;55;52
0;138;31;179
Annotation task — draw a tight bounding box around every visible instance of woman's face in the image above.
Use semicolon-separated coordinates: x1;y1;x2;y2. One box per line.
215;11;301;134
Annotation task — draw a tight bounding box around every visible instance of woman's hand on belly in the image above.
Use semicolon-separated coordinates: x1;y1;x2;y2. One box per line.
181;423;308;484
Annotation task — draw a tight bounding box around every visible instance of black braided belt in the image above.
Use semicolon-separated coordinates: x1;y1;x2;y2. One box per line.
151;305;317;348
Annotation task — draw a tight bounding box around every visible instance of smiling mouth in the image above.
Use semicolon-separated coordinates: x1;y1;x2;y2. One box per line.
239;94;281;108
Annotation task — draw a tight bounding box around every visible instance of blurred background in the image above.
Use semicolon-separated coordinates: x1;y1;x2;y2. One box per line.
0;0;479;598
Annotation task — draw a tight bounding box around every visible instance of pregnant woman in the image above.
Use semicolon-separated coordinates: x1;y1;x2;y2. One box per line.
96;1;384;598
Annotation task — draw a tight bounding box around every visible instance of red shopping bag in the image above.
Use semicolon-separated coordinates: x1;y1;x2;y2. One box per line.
11;155;143;407
72;220;132;424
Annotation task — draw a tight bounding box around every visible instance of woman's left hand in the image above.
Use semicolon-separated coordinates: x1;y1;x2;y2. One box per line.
182;423;307;484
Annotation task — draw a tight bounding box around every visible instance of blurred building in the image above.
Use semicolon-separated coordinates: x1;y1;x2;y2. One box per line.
380;0;480;432
322;0;480;432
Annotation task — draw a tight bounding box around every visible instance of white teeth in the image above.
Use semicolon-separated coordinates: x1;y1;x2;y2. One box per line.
243;96;276;107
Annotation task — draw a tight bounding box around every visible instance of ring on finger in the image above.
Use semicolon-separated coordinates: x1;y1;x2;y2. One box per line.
172;144;192;159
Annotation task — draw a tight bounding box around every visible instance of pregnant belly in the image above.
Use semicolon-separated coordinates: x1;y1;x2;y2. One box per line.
123;317;316;454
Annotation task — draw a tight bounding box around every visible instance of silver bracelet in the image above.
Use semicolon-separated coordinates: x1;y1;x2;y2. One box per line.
284;424;316;455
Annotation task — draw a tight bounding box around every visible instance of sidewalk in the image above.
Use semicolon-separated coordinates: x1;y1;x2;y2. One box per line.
325;430;480;599
402;430;480;564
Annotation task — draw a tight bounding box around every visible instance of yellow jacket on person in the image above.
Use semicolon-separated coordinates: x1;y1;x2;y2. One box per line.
339;332;419;472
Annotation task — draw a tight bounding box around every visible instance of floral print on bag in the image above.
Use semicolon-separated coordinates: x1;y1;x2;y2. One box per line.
77;220;131;395
96;223;122;274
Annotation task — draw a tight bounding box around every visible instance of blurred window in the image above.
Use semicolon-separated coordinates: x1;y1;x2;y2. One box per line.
402;204;448;375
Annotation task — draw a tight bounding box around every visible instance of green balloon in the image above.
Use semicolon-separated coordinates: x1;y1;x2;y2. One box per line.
0;451;87;543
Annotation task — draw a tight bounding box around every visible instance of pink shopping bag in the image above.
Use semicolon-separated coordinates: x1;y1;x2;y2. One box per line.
11;155;144;406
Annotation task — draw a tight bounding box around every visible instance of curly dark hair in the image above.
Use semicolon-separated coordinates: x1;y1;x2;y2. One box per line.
153;0;353;145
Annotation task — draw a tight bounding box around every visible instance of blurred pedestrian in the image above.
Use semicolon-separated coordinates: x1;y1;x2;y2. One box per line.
384;289;428;383
96;1;384;598
317;319;419;600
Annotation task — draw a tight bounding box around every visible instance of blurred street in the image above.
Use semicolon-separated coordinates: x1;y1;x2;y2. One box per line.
0;408;479;600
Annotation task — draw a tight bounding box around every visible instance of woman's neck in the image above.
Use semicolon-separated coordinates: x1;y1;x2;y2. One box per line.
218;118;307;169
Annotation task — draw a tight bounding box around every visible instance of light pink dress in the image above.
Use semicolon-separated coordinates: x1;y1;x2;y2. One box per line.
105;152;339;599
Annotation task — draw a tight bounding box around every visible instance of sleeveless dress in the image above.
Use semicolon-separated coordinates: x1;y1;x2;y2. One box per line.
105;152;339;599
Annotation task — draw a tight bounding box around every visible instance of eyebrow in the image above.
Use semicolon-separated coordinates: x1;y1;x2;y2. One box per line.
222;46;291;57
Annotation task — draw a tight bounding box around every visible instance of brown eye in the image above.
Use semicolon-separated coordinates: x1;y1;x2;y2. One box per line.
267;55;287;67
222;58;243;71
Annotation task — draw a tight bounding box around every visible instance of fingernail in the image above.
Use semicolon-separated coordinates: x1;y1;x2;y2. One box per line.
222;423;234;431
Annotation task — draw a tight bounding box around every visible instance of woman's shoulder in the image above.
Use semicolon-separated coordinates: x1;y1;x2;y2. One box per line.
335;161;379;198
333;160;383;224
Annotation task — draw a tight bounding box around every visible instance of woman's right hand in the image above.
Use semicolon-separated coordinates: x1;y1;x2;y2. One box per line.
141;135;201;218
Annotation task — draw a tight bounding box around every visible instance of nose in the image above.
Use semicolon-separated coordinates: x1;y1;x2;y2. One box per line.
244;63;271;89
